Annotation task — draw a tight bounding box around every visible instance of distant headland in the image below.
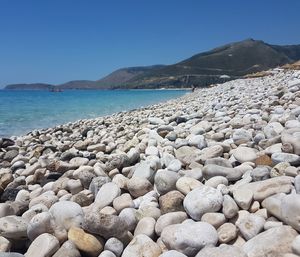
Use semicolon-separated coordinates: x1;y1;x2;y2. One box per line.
4;38;300;90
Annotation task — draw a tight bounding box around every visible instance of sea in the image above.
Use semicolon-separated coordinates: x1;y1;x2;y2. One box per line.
0;89;189;138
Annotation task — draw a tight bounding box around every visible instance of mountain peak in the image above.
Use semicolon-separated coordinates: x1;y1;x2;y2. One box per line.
4;39;300;90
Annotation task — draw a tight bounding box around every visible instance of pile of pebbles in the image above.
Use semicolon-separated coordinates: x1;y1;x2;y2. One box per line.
1;68;300;257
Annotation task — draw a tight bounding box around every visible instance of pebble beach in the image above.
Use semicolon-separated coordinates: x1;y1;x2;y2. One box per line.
1;67;300;257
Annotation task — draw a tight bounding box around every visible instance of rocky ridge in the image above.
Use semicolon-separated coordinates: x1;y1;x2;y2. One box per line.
1;68;300;257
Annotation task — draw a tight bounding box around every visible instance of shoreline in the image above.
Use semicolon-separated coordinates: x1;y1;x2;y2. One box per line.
1;68;300;256
1;89;190;139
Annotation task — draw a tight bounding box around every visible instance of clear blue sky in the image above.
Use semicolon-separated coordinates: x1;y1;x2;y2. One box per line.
0;0;300;87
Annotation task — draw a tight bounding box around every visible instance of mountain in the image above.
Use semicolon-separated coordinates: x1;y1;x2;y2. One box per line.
4;83;54;90
4;39;300;90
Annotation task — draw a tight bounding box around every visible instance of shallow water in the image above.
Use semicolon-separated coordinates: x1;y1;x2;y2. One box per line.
0;89;188;137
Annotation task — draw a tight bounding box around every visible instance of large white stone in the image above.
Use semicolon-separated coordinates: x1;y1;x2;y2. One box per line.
243;226;298;257
122;234;161;257
95;182;121;209
25;233;59;257
49;201;84;230
183;186;223;220
161;220;218;256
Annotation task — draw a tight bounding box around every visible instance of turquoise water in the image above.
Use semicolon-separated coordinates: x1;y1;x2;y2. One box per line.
0;90;188;137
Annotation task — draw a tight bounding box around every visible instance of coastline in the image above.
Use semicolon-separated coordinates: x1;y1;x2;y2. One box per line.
1;68;300;256
0;89;189;139
12;90;192;139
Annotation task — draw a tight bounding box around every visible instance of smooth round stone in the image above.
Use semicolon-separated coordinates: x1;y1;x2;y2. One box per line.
149;117;165;125
68;227;103;257
122;234;161;257
1;188;20;202
205;157;232;168
161;220;218;256
263;122;284;139
264;221;283;230
159;190;185;214
167;159;182;172
292;235;300;255
232;147;257;163
132;160;156;182
0;215;28;240
159;250;188;257
188;135;207;149
127;177;153;198
235;176;293;202
89;176;111;197
222;195;239;219
205;176;228;188
270;162;290;177
49;201;84;230
155;211;188;236
134;217;156;239
0;253;25;257
94;182;121;209
274;194;300;232
73;166;96;188
136;205;161;221
243;226;298;257
176;176;203;195
271;152;300;165
198;145;224;163
66;179;83;195
0;203;15;218
69;157;89;167
217;223;238;243
27;212;54;241
174;146;201;165
232;129;252;144
236;213;265;240
11;160;26;172
119;208;138;232
25;233;60;257
145;146;159;156
233;188;253;210
202;164;243;181
83;212;129;242
104;237;124;257
295;175;300;194
98;206;115;215
254;154;273;166
29;191;58;209
98;251;117;257
154;170;179;195
22;203;49;222
183;186;223;220
196;245;247;257
251;167;270;181
52;240;81;257
201;212;226;229
113;193;134;213
281;128;300;155
0;236;11;252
